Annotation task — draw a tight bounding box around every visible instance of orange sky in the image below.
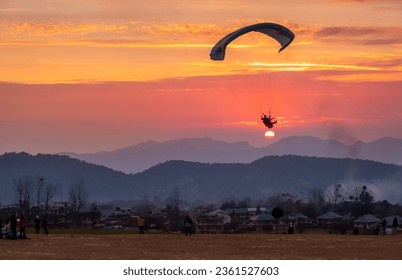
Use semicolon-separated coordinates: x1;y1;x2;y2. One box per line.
1;0;402;153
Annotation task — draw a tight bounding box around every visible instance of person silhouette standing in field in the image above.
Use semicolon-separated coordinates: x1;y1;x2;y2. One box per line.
137;216;145;234
19;214;27;239
42;216;49;235
183;213;193;236
35;215;41;234
288;221;295;234
392;217;398;235
381;219;387;235
10;214;17;239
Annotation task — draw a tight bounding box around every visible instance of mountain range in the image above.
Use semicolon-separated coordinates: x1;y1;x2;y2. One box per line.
61;136;402;174
1;152;402;205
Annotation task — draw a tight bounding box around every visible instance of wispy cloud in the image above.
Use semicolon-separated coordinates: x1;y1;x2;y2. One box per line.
3;20;402;48
314;26;402;45
0;21;129;37
0;8;27;12
315;71;402;82
248;62;380;71
332;0;402;3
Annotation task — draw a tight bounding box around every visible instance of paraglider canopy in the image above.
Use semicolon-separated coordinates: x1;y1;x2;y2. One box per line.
210;22;295;61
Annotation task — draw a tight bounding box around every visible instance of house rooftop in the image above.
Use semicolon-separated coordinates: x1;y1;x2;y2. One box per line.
316;211;342;219
354;214;381;223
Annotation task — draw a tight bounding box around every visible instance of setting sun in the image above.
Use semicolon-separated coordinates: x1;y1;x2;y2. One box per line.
265;130;275;139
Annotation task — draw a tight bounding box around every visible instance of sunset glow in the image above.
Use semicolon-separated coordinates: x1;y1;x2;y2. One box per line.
1;0;402;153
265;130;275;139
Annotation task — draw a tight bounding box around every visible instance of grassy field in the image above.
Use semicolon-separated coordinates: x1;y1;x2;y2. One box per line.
1;230;402;260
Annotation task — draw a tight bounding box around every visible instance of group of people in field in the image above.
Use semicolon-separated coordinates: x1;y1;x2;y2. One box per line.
380;217;399;235
1;212;195;238
353;217;399;235
0;214;49;239
136;212;194;236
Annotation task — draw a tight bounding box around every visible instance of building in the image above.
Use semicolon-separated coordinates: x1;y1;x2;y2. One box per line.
354;214;381;230
316;211;342;224
195;210;230;233
249;213;276;232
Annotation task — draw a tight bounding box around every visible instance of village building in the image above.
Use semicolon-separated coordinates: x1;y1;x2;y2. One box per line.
284;213;310;233
225;207;269;219
285;213;309;223
249;213;276;232
195;210;230;233
316;211;345;233
353;214;381;230
316;211;342;225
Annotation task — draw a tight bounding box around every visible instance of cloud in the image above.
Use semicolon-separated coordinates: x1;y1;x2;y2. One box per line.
0;20;223;47
0;21;129;37
332;0;402;3
314;26;402;45
3;20;402;48
248;62;379;71
0;8;27;12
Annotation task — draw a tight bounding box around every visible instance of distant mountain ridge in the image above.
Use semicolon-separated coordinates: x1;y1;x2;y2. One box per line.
61;136;402;174
1;152;402;205
61;137;260;174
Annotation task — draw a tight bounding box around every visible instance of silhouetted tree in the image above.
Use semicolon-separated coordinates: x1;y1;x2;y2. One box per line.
325;184;346;211
309;187;325;208
34;177;44;209
89;202;100;229
256;205;262;215
166;186;181;231
43;181;59;213
374;200;393;218
271;207;284;233
220;199;251;210
13;176;33;211
195;203;218;214
135;200;157;216
69;178;89;227
238;197;251;208
220;201;236;210
350;185;375;217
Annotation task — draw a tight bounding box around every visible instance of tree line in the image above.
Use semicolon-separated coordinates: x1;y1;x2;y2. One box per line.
219;184;402;219
1;175;90;227
3;175;402;231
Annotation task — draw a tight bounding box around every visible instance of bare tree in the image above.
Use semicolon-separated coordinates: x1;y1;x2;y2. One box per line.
166;186;181;231
300;187;325;218
34;177;44;208
69;178;89;227
43;182;59;213
349;185;375;217
309;187;325;206
89;202;100;230
14;176;33;209
324;184;346;211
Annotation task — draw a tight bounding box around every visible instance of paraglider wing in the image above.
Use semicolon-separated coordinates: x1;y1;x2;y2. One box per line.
210;22;295;61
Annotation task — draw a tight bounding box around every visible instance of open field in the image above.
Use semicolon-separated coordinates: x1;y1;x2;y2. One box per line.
1;232;402;260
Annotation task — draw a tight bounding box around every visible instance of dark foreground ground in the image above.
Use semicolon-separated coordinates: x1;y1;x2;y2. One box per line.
1;233;402;260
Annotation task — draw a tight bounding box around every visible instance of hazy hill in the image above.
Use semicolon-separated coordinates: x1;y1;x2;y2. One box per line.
0;152;136;204
134;156;402;203
61;138;261;174
264;136;402;165
1;152;401;204
61;136;402;174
